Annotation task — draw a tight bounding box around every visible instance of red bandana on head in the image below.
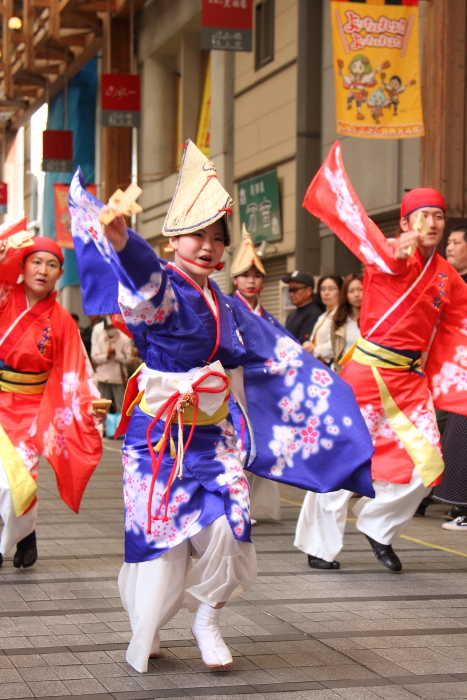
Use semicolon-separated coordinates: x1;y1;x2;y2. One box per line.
23;237;64;266
401;188;446;219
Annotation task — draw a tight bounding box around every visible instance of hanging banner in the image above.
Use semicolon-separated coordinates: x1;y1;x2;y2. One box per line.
196;55;211;157
101;74;141;128
0;182;7;214
201;0;253;52
42;130;74;172
331;0;423;138
54;183;97;249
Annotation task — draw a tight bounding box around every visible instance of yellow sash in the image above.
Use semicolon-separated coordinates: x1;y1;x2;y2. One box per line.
137;391;229;425
0;368;51;395
0;423;37;516
350;337;444;487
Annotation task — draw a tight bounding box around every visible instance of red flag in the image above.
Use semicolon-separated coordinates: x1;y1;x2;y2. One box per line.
302;141;402;274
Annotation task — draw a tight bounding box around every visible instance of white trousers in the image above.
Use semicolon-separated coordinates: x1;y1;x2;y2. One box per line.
294;467;430;563
118;514;257;673
0;456;37;555
248;473;281;520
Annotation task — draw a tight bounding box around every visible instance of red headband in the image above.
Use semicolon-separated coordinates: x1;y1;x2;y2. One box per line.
23;237;64;266
401;188;446;218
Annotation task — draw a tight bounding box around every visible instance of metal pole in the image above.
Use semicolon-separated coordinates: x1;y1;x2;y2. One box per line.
106;0;111;72
129;0;134;74
64;69;68;130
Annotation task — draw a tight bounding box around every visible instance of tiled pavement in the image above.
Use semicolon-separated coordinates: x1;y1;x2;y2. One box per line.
2;441;467;700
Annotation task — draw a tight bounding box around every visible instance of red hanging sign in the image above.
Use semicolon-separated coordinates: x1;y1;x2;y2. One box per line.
0;182;7;214
42;130;74;172
201;0;253;51
101;74;141;128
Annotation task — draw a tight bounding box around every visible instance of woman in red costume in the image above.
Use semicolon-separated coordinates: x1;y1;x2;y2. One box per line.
0;234;104;568
296;141;467;572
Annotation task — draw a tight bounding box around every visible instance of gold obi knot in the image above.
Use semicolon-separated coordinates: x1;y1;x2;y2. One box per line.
0;364;51;395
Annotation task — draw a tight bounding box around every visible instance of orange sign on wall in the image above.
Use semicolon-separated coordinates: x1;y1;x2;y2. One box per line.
54;183;97;249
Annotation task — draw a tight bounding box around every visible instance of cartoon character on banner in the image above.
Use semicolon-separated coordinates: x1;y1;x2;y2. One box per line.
367;88;389;125
337;55;390;121
380;73;417;116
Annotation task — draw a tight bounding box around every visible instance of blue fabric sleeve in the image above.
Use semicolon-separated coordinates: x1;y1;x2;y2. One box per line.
108;229;176;333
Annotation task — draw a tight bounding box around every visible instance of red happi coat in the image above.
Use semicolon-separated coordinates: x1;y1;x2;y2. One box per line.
303;142;467;486
0;276;102;514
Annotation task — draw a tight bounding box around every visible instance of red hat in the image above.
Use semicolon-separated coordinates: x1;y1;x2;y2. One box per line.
22;237;64;266
400;188;446;219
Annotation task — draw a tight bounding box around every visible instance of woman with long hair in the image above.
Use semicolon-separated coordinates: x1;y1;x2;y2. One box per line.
303;274;343;365
331;274;363;374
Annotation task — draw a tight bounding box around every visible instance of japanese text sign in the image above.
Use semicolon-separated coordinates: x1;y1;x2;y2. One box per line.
238;170;282;244
201;0;253;52
101;74;141;128
42;130;74;172
331;0;423;138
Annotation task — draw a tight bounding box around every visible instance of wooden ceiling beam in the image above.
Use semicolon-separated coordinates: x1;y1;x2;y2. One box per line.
23;0;36;70
12;34;103;129
3;0;13;99
49;0;60;40
58;32;88;45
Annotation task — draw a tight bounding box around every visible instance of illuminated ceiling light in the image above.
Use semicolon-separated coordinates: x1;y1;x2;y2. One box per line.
8;17;22;29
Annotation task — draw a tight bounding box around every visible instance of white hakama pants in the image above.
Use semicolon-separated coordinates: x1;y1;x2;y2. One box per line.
119;514;257;673
248;473;281;521
294;466;430;563
0;456;37;555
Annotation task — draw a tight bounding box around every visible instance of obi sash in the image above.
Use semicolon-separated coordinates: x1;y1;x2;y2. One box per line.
127;361;230;426
350;337;444;487
121;361;231;531
0;360;51;395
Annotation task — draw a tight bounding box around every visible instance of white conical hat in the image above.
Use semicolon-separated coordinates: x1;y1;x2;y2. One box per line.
162;140;233;242
230;224;266;277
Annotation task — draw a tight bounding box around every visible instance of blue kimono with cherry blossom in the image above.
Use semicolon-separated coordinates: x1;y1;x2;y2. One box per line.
69;169;375;564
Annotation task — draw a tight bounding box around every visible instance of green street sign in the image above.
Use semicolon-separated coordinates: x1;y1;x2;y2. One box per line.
238;169;282;243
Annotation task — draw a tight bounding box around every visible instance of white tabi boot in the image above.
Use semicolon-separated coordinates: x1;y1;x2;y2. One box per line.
192;603;233;668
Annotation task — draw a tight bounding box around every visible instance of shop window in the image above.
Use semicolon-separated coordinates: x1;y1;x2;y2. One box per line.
255;0;274;71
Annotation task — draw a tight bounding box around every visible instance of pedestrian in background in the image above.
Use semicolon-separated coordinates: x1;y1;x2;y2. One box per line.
91;317;132;414
303;274;343;365
282;271;322;345
331;274;363;374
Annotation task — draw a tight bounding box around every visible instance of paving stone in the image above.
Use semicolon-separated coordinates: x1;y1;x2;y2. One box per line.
6;450;467;700
0;682;34;699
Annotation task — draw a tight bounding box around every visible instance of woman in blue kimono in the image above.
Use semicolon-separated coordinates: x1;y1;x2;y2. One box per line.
69;141;374;675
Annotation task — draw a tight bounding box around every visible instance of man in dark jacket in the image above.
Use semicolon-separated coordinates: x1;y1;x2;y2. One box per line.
283;271;322;345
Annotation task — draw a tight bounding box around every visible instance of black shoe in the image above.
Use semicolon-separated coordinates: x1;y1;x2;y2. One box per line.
444;506;467;521
415;494;434;517
0;553;3;567
365;535;402;572
14;531;37;569
307;555;340;570
414;502;427;517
